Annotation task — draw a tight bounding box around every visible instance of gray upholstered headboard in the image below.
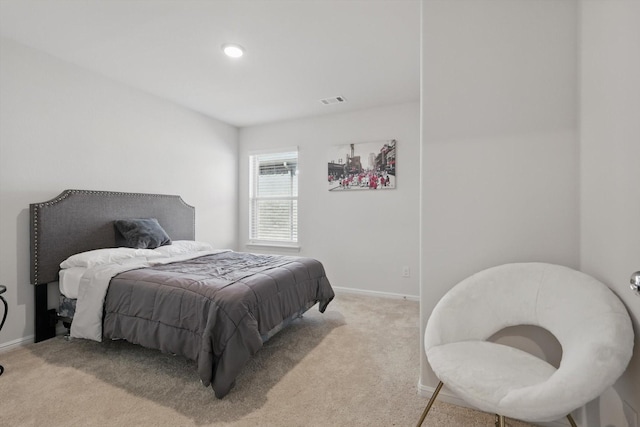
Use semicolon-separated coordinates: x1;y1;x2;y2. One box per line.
30;189;195;285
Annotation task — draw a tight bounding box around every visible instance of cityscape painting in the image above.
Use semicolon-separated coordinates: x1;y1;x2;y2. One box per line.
327;139;396;191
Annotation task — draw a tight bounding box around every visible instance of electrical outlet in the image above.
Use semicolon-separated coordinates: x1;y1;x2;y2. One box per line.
402;266;410;278
623;400;638;427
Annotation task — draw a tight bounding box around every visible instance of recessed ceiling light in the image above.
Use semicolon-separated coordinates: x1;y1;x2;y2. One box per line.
222;43;244;58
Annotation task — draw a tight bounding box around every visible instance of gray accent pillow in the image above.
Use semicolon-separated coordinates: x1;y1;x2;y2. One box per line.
114;218;172;249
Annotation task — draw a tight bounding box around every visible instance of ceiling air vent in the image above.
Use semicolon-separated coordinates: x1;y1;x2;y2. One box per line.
319;95;347;105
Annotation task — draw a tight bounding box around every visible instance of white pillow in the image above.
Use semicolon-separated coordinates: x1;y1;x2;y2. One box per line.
60;247;163;269
153;240;214;256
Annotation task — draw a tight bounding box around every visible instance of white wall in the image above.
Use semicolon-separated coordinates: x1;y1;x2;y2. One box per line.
238;102;420;298
580;1;640;425
0;37;238;347
419;0;580;420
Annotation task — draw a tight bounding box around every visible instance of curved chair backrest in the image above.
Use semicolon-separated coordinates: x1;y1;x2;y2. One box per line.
425;262;634;417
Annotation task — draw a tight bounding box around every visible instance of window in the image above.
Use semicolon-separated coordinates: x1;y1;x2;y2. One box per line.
249;149;298;245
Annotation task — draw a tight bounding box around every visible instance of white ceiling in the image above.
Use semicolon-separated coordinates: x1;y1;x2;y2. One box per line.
0;0;420;128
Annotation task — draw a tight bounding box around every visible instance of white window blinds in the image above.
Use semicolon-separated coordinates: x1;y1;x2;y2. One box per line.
249;150;298;244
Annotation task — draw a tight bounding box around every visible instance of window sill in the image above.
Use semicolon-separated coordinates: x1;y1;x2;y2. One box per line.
246;242;301;252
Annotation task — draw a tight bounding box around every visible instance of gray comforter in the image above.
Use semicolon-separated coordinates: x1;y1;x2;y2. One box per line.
102;251;334;398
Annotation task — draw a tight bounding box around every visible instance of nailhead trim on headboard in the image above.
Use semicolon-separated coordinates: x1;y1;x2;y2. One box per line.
32;205;39;284
30;189;196;285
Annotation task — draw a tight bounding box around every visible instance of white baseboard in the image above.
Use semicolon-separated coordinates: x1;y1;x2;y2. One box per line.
0;325;66;354
0;289;414;352
0;289;412;352
0;334;34;353
332;286;419;301
417;381;572;427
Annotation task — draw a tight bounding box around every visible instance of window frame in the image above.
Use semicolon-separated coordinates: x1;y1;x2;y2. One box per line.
248;147;299;249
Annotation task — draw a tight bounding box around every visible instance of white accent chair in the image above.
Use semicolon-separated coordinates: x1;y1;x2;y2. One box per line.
417;263;634;427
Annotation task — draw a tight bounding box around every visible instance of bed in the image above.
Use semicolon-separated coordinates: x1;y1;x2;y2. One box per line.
29;189;335;398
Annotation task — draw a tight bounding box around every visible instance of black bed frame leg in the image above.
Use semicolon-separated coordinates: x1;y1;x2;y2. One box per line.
35;285;57;342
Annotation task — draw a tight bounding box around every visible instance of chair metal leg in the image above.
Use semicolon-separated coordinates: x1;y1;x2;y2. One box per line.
416;381;444;427
416;385;577;427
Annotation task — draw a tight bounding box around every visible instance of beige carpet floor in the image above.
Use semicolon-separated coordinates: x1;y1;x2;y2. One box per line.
0;293;537;427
